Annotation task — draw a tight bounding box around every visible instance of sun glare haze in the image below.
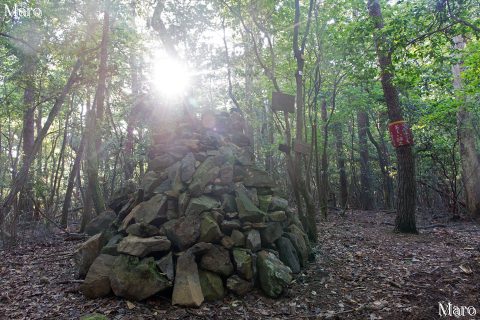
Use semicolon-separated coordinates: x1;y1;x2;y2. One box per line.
150;54;191;100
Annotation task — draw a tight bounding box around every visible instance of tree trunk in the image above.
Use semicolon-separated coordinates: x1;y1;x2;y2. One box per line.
333;123;348;208
357;111;374;210
85;107;106;215
61;134;85;228
0;59;82;228
367;124;393;209
86;10;109;214
35;104;43;203
452;35;480;217
314;122;321;204
293;0;317;242
80;167;93;233
18;52;37;220
319;100;329;218
151;0;178;57
124;52;139;181
0;123;2;198
124;2;140;181
377;117;394;208
264;102;274;173
348;118;360;207
124;116;135;181
48;114;70;214
368;0;417;233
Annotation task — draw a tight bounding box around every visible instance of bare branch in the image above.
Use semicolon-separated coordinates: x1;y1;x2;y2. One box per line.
0;32;37;52
446;0;480;33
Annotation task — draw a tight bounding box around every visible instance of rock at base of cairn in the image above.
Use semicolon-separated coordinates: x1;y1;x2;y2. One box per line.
172;251;204;307
76;110;312;305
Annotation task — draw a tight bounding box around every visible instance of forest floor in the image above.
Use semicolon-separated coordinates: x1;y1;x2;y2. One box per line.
1;210;480;320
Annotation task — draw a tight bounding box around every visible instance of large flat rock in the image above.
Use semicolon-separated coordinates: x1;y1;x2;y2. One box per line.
235;184;266;223
109;255;171;301
117;235;171;257
172;252;204;307
80;254;116;298
257;250;292;298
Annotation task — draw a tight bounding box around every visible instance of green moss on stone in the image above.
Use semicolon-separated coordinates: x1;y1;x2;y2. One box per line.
80;314;108;320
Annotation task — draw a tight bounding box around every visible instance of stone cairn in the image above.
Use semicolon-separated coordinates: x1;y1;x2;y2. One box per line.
75;110;311;306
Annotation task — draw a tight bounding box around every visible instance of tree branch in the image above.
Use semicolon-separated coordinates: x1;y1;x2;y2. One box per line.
0;32;36;52
221;17;241;111
446;0;480;33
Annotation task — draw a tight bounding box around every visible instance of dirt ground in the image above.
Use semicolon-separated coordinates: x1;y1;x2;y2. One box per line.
1;210;479;320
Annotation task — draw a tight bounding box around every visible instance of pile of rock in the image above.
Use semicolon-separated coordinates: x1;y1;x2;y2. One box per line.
75;111;311;306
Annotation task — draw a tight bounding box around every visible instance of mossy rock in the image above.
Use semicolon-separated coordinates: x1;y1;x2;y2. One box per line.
258;195;272;212
199;215;222;243
257;250;292;298
199;270;225;301
109;255;171;301
80;314;108;320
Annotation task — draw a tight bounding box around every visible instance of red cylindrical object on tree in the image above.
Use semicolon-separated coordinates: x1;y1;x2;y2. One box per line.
388;120;414;148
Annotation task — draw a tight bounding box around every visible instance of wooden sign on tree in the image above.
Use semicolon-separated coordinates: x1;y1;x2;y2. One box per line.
272;92;295;113
278;143;291;154
293;139;311;155
388;120;414;147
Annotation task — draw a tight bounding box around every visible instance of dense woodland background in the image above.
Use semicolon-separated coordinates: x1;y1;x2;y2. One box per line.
0;0;479;247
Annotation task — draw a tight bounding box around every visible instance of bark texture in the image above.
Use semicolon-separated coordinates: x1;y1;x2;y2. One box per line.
86;10;109;214
61;134;85;228
452;35;480;217
368;0;417;233
333;123;348;208
293;0;317;242
18;45;37;220
0;59;82;228
357;111;373;210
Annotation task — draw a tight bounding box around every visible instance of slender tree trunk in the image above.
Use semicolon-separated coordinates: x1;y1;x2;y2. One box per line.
35;107;42;150
151;0;177;57
348;118;360;207
48;115;70;213
35;104;43;204
367;124;393;209
314;121;321;203
357;111;374;210
378;118;394;208
319;100;328;218
124;52;139;181
138;129;145;179
452;35;480;217
368;0;417;233
333;123;348;208
124;117;135;181
85;107;106;215
0;123;2;198
86;10;109;214
61;134;85;228
124;2;140;180
0;59;82;228
18;53;37;220
80;165;93;233
293;0;317;242
264;102;274;173
243;26;256;155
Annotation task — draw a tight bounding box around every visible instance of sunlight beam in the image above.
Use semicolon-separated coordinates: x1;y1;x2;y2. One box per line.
150;55;191;101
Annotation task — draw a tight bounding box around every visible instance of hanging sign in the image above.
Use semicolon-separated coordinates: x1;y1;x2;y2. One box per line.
278;143;291;154
293;139;311;155
388;120;414;148
272;92;295;113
